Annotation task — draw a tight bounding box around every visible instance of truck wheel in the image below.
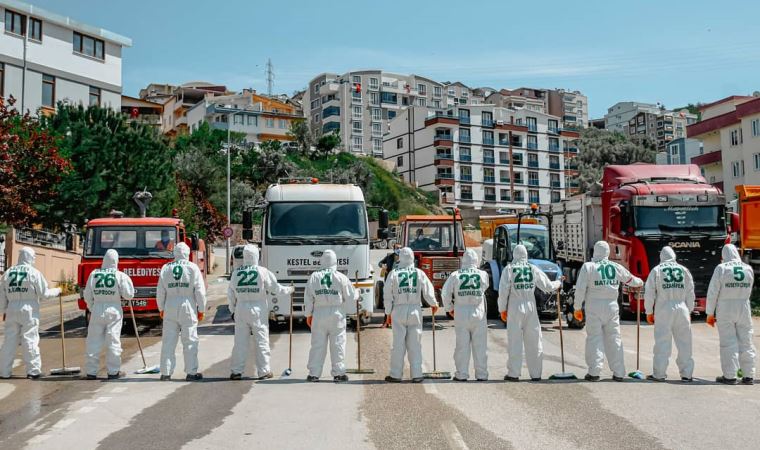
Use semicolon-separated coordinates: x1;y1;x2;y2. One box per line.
377;239;388;250
360;313;372;326
565;310;585;329
374;280;385;310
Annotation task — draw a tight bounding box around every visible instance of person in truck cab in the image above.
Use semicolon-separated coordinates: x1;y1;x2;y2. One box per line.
156;242;207;381
0;247;61;379
706;244;756;385
573;241;643;382
228;245;293;381
410;228;437;250
83;249;135;380
154;230;175;251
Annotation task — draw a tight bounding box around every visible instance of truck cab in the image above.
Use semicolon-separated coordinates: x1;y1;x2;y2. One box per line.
77;216;208;321
482;222;562;319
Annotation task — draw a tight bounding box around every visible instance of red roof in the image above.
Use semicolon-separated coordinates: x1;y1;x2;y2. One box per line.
688;97;760;137
87;217;182;227
698;95;753;112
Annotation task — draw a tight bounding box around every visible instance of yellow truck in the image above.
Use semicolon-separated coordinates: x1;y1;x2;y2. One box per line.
479;214;538;240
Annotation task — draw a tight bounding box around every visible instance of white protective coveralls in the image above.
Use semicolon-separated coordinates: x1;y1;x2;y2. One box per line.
157;243;207;376
644;246;695;379
228;245;293;377
706;244;756;380
574;241;643;378
498;245;561;379
304;250;356;378
83;249;135;376
441;249;490;380
0;247;61;378
383;247;437;379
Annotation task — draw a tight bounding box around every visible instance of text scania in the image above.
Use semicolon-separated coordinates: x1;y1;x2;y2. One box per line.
668;241;701;249
123;267;161;277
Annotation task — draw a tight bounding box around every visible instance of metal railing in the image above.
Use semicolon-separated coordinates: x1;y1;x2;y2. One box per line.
460;174;473;181
459;116;471;125
15;227;67;250
459;135;472;144
527;142;538;150
483;156;495;164
483;137;495;145
459;154;472;162
484;176;496;183
484;195;496;202
528;161;539;168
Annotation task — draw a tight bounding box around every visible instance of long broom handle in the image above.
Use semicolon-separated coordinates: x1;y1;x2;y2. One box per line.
431;308;437;371
635;290;641;371
128;299;147;368
556;288;566;373
355;271;361;371
288;282;294;370
59;294;66;369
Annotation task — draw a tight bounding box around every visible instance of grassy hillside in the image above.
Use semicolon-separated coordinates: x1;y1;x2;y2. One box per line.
287;152;442;219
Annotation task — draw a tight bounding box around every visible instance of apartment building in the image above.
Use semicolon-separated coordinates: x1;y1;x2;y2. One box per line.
443;81;488;106
0;0;131;114
121;95;162;128
624;110;694;150
687;95;760;198
604;101;662;132
655;137;703;165
139;81;230;135
305;70;452;155
383;105;578;210
487;87;588;129
186;89;298;144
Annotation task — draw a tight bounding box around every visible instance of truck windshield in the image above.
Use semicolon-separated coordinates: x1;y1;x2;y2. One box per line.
635;206;725;235
407;222;464;251
510;228;550;260
84;226;177;258
266;202;368;243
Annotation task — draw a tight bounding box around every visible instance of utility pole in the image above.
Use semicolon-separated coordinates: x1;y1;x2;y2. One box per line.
266;58;274;97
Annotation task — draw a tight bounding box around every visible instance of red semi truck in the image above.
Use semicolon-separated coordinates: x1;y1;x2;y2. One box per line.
550;164;729;318
77;193;209;323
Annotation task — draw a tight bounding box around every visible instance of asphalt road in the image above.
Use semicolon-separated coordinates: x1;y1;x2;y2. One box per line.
1;248;760;449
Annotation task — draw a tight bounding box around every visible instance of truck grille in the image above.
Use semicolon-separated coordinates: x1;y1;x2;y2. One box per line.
134;286;156;299
640;236;724;297
432;258;460;270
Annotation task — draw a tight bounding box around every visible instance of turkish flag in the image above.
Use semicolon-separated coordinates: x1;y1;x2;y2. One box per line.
355;83;361;93
130;107;139;118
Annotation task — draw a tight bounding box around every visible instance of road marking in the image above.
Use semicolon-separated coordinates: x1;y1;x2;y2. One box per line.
53;418;76;429
76;406;96;414
27;434;51;445
441;420;469;450
94;396;112;403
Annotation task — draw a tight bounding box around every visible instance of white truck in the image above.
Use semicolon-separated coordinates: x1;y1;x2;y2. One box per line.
258;179;375;325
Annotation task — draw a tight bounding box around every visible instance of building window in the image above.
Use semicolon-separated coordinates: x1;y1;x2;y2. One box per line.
352;121;362;132
551;191;561;203
417;84;426;95
448;87;456;96
89;86;101;106
369;77;379;90
371;108;381;121
372;138;382;153
248;115;258;126
310;99;321;110
370;92;379;106
266;118;275;128
352;89;362;102
417;98;426;107
0;63;5;97
73;32;105;60
732;160;744;178
388;110;396;120
730;129;741;146
372;122;381;137
352;136;363;152
41;74;55;107
381;92;397;104
352;105;362;119
433;100;441;109
5;10;25;36
500;189;511;201
352;75;361;84
433;86;442;97
28;17;42;41
752;119;760;137
397;137;403;149
529;189;540;203
233;115;244;125
669;144;680;164
279;119;287;129
397;155;403;167
754;153;760;171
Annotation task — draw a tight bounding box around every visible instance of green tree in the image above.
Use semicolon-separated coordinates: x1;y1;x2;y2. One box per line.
38;103;175;227
314;131;342;159
575;128;657;193
287;119;314;157
0;97;70;226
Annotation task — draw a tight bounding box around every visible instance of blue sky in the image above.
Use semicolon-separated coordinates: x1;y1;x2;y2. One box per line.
31;0;760;117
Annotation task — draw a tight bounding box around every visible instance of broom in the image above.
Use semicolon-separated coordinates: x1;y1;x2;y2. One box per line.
550;285;577;380
128;299;159;374
628;290;645;380
347;271;374;374
282;282;294;377
423;306;451;379
50;293;81;376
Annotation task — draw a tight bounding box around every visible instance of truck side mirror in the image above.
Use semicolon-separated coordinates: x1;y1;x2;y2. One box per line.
482;239;494;261
377;209;390;239
610;206;622;234
190;233;199;251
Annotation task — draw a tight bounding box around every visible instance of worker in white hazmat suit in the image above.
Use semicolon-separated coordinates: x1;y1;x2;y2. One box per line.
706;244;756;385
498;244;561;381
0;247;61;379
383;247;437;383
643;246;695;382
157;242;207;381
573;241;643;382
228;245;293;380
304;250;356;382
442;248;490;381
83;249;135;379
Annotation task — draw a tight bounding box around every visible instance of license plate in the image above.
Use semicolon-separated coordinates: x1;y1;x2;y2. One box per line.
123;299;148;307
433;272;450;280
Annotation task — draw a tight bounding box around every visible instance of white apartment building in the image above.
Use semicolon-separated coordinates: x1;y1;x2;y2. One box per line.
487;87;588;129
687;95;760;199
556;89;588;129
604;101;662;132
383;105;579;210
0;0;131;113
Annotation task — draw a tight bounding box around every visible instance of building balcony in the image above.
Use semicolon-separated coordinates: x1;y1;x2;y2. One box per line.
527;124;538;133
483;156;495;165
500;196;511;202
483;137;495;146
498;139;509;146
459;135;472;144
500;178;510;183
435;174;455;186
528;180;540;187
528;161;539;168
484;176;496;183
459;116;471;125
549;145;560;152
550;162;561;170
691;150;722;166
459;154;472;162
568;180;580;188
551;181;561;188
434;136;454;148
482;119;494;128
425;112;459;126
548;126;561;134
460;174;473;182
499;158;510;165
484;194;497;202
514;179;524;185
529;197;540;204
527;143;538;150
514;196;525;203
461;193;473;201
434;156;454;167
564;146;578;154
